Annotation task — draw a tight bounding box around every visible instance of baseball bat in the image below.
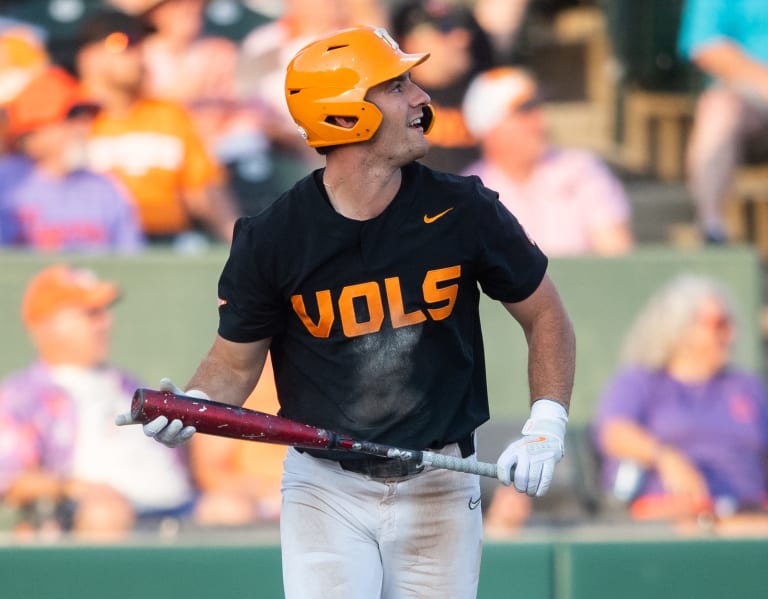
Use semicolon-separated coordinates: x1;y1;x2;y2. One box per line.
131;388;505;480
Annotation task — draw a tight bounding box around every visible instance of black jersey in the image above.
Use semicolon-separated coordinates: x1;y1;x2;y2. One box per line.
218;161;547;454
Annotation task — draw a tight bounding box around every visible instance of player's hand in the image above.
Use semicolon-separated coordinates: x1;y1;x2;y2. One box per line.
496;399;568;497
114;378;208;447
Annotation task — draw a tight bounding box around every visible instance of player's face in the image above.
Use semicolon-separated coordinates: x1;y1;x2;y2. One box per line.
365;72;431;166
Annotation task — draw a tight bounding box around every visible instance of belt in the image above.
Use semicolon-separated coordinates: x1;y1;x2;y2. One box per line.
337;433;475;479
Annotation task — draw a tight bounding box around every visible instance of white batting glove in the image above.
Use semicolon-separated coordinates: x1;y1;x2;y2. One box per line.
496;399;568;497
115;378;208;448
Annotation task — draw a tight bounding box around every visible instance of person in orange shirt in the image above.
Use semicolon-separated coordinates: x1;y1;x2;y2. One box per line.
74;9;240;244
137;0;285;217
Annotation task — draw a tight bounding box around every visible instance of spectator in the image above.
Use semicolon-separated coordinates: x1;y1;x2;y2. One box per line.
138;0;288;216
190;355;284;527
140;0;239;118
0;26;50;156
593;274;768;533
0;264;196;541
0;66;144;252
678;0;768;244
462;66;634;257
391;0;496;174
74;9;240;244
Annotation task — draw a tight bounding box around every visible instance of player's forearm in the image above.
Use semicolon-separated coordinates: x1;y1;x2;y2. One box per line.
185;336;271;407
513;280;575;410
503;276;575;412
525;305;575;412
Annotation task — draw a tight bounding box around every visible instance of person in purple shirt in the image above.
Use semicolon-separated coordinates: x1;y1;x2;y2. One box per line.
0;66;144;253
593;274;768;532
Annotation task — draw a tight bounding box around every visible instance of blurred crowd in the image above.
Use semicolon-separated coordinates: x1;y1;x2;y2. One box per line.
0;0;767;542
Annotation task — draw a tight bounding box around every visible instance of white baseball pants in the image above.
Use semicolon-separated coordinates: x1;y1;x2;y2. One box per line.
280;444;483;599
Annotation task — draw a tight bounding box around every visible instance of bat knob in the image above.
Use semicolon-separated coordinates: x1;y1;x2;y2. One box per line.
131;388;146;422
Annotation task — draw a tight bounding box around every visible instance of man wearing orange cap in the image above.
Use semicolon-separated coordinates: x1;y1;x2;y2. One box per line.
0;264;195;539
0;66;144;252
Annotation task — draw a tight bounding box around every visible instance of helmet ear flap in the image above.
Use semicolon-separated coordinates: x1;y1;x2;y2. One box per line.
421;104;436;135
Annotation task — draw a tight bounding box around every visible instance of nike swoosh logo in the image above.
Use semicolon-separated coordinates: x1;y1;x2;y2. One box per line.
525;436;548;444
423;207;454;224
468;496;481;510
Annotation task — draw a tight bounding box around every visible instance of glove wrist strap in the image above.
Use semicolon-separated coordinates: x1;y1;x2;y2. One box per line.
522;398;568;439
531;397;569;420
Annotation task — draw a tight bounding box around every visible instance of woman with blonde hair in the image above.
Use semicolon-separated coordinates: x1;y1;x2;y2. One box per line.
593;274;768;531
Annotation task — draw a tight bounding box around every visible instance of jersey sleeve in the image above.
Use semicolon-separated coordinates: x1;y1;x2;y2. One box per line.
217;217;285;342
471;179;548;303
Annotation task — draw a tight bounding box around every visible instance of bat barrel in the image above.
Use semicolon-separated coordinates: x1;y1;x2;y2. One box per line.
131;388;332;448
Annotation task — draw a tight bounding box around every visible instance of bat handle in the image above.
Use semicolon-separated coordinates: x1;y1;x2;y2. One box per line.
420;451;502;479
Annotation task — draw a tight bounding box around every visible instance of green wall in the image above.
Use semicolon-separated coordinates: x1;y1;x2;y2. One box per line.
1;538;765;599
0;245;762;425
481;245;761;423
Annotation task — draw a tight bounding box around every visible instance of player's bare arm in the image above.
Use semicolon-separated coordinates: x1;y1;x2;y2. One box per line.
496;274;575;495
185;335;272;407
503;274;576;412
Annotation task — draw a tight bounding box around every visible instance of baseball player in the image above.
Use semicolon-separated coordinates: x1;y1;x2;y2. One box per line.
119;25;575;598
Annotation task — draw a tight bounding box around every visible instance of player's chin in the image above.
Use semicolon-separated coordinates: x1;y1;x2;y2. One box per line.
407;134;430;160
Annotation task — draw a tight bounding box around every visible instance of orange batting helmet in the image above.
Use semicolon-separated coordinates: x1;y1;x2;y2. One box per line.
285;25;435;148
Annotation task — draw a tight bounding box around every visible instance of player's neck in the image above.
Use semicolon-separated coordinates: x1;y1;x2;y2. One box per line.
322;163;402;221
